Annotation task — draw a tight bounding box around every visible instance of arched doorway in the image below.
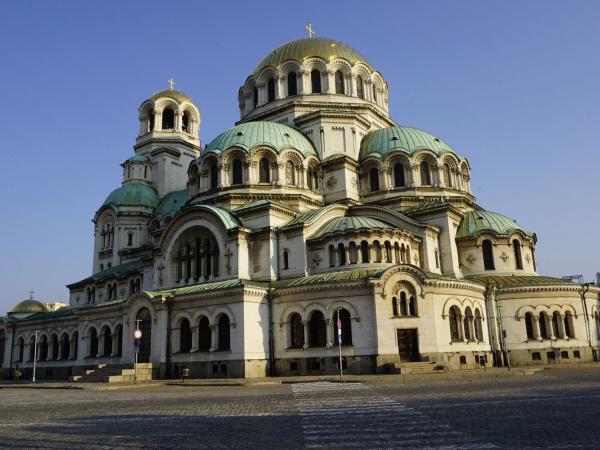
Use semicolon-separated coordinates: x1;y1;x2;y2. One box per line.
136;308;152;363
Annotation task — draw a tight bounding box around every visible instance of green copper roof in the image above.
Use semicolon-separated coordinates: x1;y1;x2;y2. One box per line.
456;211;531;239
127;154;150;163
102;184;159;209
283;205;342;229
146;278;249;298
9;299;48;315
150;89;193;103
275;268;382;289
359;126;455;161
154;189;189;220
309;216;394;240
467;275;576;288
203;122;318;159
67;260;145;289
254;37;370;75
185;205;242;230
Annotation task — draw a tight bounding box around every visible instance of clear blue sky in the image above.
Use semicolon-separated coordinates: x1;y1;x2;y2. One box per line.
0;1;598;311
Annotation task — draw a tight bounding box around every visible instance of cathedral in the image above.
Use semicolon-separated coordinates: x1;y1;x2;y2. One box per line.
2;34;599;380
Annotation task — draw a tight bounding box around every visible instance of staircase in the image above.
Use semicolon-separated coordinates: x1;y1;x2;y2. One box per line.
393;361;445;375
70;363;154;383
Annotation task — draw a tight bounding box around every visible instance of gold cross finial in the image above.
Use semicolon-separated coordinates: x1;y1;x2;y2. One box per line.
305;23;315;38
168;78;175;90
29;290;34;300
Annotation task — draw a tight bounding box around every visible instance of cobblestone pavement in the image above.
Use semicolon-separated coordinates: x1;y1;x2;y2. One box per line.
1;368;600;449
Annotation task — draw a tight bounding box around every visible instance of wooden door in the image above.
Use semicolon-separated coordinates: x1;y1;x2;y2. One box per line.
397;329;419;362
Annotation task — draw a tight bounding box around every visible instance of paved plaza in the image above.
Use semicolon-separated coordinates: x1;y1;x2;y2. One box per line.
1;368;600;449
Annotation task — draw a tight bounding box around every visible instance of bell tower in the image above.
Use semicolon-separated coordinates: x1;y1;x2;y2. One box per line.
134;81;202;197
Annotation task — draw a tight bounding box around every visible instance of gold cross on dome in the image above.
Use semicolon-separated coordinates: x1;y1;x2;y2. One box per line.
29;290;35;300
305;23;315;38
168;78;175;90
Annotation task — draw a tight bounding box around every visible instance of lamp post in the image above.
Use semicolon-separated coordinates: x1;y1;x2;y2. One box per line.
333;308;343;381
32;331;38;383
134;321;142;384
580;283;593;358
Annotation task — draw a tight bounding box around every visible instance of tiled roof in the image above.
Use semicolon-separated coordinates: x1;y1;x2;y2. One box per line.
457;210;531;239
154;189;189;220
467;275;577;287
308;216;394;240
67;260;145;289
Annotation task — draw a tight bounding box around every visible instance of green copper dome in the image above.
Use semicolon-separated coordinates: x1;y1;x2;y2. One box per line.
203;121;318;159
254;37;370;75
126;154;150;163
150;89;193;103
359;126;455;161
9;299;48;315
102;184;159;209
309;216;394;240
456;211;531;239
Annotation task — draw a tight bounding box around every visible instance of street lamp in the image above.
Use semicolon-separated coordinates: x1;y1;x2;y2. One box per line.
333;308;344;381
134;321;142;384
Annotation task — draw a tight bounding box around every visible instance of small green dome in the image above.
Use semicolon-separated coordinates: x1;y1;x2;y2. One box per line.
309;216;394;240
154;189;189;220
150;89;193;103
102;184;159;209
457;211;531;239
254;37;370;75
9;299;48;315
127;154;150;163
359;126;455;161
203;122;318;159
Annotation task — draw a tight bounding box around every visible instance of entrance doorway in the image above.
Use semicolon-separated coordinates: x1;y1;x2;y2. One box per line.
396;329;419;362
136;307;152;363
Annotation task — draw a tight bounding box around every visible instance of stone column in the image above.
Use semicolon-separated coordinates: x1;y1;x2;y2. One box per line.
256;82;266;106
533;315;542;340
302;320;310;349
209;324;218;352
299;70;308;95
154;111;162;131
190;325;199;352
351;75;358;97
325;319;333;346
557;314;566;339
326;70;334;94
410;164;418;187
276;75;284;100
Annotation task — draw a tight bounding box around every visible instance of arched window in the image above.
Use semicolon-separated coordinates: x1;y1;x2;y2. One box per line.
72;332;78;359
311;70;321;93
102;327;112;357
333;308;352;345
267;78;275;102
17;337;24;362
360;241;370;263
384;241;392;263
420;161;431;186
335;70;344;94
539;312;549;339
182;111;190;133
115;326;122;357
372;84;377;102
449;306;460;341
392;297;398;316
283;250;289;270
513;240;523;270
307;168;314;190
50;334;58;360
285;161;295;185
259;157;270;183
474;309;483;341
349;242;357;264
232;158;243;185
210;164;218;189
552;312;561;338
253;87;258;107
394;242;400;263
434;249;440;269
373;241;382;263
287;72;297;96
409;296;417;316
338;243;346;266
162;107;175;130
564;312;575;338
308;311;326;347
400;244;406;263
289;313;304;348
179;318;192;353
393;163;405;187
28;336;36;361
400;292;408;316
198;317;211;351
369;168;379;192
356;76;364;99
463;308;473;341
328;244;336;267
443;163;452;187
482;239;495;270
525;312;535;339
89;328;98;358
217;315;230;351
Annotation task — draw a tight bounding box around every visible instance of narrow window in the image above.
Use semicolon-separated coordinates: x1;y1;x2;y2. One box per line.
464;308;473;340
449;306;460;340
307;168;313;190
232;158;243;185
182;112;190;133
360;241;370;263
349;242;357;264
409;296;417;316
384;241;392;263
267;78;275;102
311;70;322;93
210;164;218;189
392;297;398;316
290;313;304;348
287;72;297;96
513;240;523;270
283;250;289;270
308;311;326;347
162;108;175;130
198;317;211;351
474;309;483;340
564;312;575;338
335;70;344;94
253;87;258;107
329;245;336;267
217;315;230;351
552;312;561;338
144;166;147;179
333;309;352;345
285;161;295;185
338;243;346;266
356;76;364;99
372;84;377;102
539;313;549;339
482;239;495;270
259;157;270;183
420;161;431;185
525;313;534;339
400;292;408;316
393;163;405;187
369;167;379;192
444;163;452;187
434;249;440;269
179;319;192;353
374;241;382;263
127;232;133;246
